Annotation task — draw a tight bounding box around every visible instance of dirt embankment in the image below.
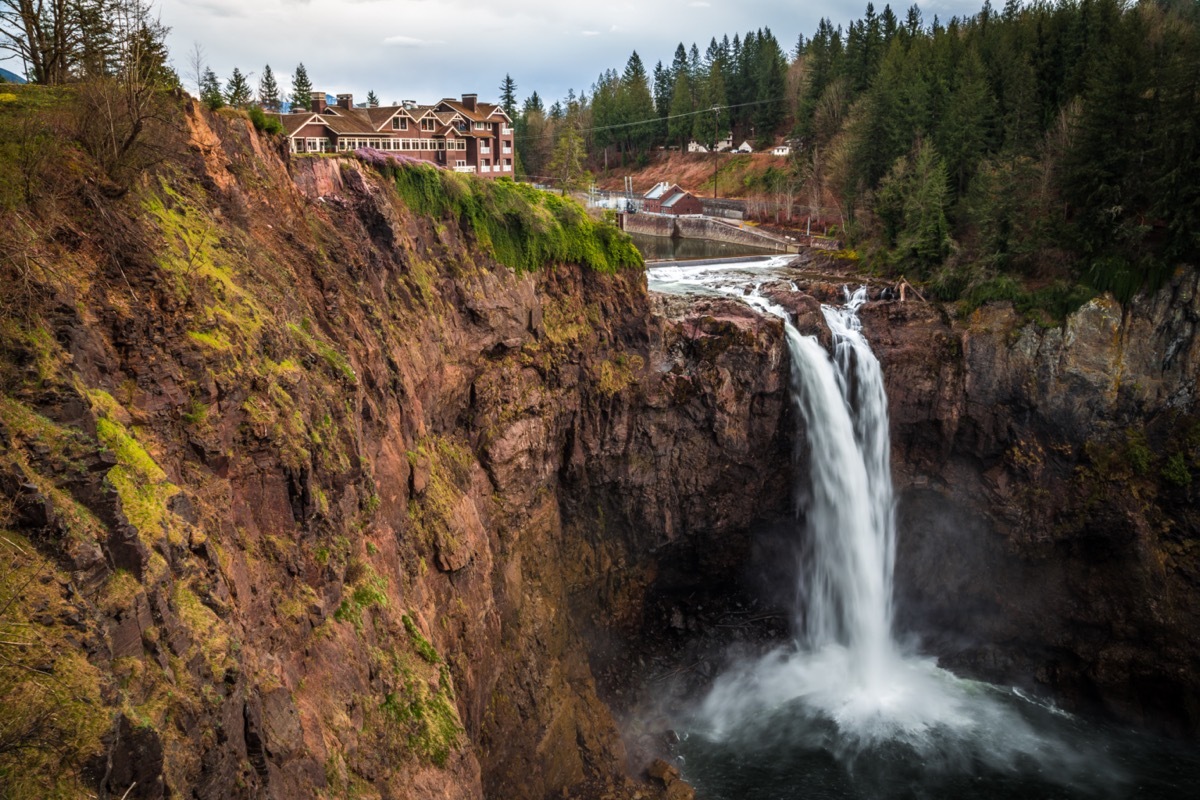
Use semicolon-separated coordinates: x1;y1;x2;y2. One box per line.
593;151;786;199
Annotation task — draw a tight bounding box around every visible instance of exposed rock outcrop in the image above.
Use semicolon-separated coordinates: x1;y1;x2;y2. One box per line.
860;277;1200;735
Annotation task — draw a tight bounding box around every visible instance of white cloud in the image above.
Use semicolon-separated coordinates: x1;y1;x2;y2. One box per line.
383;35;444;47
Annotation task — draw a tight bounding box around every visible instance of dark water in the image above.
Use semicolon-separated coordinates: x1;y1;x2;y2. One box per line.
670;689;1200;800
629;231;782;262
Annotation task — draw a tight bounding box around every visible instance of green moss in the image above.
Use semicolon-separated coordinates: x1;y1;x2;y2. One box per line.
287;320;357;385
387;164;642;274
372;625;462;769
0;531;109;798
405;435;474;554
333;563;388;631
402;614;441;665
89;392;183;547
181;398;209;426
595;353;644;397
187;329;235;351
171;583;232;682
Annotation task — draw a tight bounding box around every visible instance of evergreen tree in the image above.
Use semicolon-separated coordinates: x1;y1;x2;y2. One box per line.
752;28;788;140
291;62;312;111
225;66;252;108
523;91;544;114
200;67;223;110
936;49;994;194
366;89;379;107
258;64;281;111
693;58;729;147
620;51;656;156
548;119;589;194
670;43;690;82
875;139;951;274
499;73;517;118
667;68;694;148
652;59;672;140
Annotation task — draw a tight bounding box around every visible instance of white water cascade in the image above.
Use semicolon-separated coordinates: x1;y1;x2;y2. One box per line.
690;282;1108;783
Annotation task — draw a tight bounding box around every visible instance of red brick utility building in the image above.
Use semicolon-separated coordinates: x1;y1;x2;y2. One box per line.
273;92;515;177
642;182;703;215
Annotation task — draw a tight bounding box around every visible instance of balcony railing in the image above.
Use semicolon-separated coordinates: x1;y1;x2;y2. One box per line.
501;125;513;135
453;166;476;173
480;145;491;154
502;165;512;172
502;145;512;154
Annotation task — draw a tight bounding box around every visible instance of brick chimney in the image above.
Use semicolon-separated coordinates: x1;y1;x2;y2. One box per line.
461;93;477;112
337;93;353;110
310;91;327;114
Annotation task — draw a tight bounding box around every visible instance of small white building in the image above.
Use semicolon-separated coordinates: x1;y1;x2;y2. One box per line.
771;144;791;157
734;141;754;154
714;135;734;152
687;140;708;154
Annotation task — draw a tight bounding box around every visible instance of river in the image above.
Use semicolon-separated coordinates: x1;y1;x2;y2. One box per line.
629;231;781;262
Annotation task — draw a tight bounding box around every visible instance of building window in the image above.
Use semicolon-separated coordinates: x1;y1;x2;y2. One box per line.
392;117;408;130
473;121;486;130
421;118;436;131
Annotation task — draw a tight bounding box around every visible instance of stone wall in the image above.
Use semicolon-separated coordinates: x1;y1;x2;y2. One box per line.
619;213;794;252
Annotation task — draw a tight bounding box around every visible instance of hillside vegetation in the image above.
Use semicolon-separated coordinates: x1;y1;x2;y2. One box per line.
516;0;1200;315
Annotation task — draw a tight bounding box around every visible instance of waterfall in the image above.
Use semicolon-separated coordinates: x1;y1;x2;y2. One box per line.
697;285;1102;778
642;264;1129;791
785;287;896;691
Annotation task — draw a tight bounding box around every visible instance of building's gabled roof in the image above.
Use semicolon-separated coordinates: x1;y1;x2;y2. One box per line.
367;106;412;129
435;99;511;124
662;191;691;208
317;111;372;135
329;106;379;132
275;113;321;137
644;182;681;200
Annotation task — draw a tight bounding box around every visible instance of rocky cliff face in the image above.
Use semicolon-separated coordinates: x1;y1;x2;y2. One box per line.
860;276;1200;735
0;101;794;800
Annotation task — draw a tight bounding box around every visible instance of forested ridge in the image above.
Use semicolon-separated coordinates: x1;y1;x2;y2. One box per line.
515;0;1200;312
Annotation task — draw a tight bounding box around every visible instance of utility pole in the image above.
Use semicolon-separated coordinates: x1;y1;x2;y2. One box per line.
711;105;720;200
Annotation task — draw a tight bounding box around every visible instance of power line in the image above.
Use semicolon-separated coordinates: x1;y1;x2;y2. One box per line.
513;97;784;142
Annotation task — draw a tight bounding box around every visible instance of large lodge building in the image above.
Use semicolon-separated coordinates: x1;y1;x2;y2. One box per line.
273;92;515;177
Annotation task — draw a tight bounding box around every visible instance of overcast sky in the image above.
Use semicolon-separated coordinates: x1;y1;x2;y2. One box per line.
158;0;987;107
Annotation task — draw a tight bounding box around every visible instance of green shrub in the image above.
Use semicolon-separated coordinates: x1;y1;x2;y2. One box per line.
1125;430;1152;476
386;163;642;274
247;105;283;135
1162;452;1192;489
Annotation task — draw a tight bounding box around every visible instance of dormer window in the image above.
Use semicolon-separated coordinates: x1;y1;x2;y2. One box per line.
421;118;436;131
392;117;408;130
473;121;486;130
